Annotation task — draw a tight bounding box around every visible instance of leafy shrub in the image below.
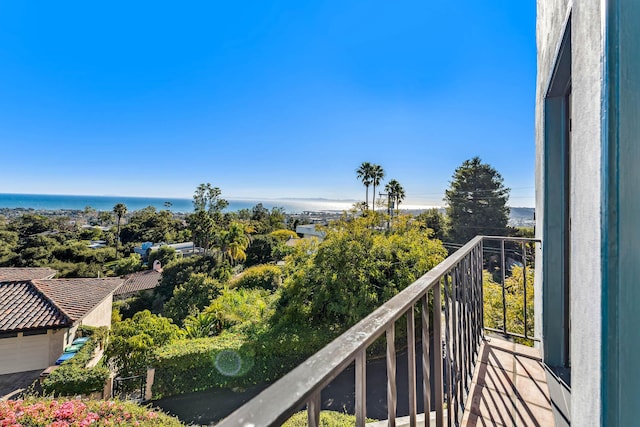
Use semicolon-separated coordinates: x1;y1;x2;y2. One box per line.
148;246;180;269
42;338;110;396
483;266;534;345
152;332;255;397
277;215;447;330
245;234;278;266
230;264;282;291
0;398;183;426
77;325;109;349
106;310;184;378
269;229;299;241
202;288;275;335
282;411;374;427
163;273;222;325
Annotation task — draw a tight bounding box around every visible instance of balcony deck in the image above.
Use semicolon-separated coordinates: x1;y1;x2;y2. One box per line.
462;336;554;427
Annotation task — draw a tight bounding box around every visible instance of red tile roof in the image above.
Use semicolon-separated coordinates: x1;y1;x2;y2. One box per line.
0;268;57;281
114;270;162;296
0;281;69;332
32;278;124;323
0;278;124;332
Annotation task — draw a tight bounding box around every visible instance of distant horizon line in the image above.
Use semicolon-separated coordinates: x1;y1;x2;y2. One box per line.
0;192;535;210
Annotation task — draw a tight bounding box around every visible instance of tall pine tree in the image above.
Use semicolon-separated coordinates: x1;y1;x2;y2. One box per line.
445;157;510;243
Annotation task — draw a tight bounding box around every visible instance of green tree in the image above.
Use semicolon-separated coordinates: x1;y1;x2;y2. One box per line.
370;164;385;212
107;253;143;276
113;203;128;257
189;183;228;255
98;211;113;226
105;310;183;377
384;179;406;214
202;288;274;336
445;157;510;243
220;222;250;265
356;162;374;210
147;246;180;269
245;234;279;266
416;208;446;240
230;264;282;291
277;215;447;329
163;273;222;325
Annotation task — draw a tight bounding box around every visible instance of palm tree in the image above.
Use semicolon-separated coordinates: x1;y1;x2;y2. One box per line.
370;164;385;212
385;179;406;214
113;203;128;258
220;222;250;265
356;162;374;210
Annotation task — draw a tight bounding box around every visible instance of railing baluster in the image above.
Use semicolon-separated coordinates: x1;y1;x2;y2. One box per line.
500;239;507;334
443;274;453;427
355;350;366;427
307;391;321;427
387;326;397;427
522;241;528;339
433;282;444;427
451;268;459;425
479;240;485;342
464;254;472;393
407;307;417;427
422;294;431;427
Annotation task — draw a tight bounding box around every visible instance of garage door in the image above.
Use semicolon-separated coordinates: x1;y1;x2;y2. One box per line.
0;333;50;375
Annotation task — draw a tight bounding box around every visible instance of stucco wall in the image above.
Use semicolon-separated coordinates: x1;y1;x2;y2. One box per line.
80;295;113;328
48;328;67;365
569;3;603;426
536;1;603;425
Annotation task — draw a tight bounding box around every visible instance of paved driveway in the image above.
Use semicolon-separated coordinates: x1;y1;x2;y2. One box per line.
0;370;41;400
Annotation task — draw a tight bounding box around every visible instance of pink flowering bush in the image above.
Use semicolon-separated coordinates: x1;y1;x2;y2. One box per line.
0;398;183;426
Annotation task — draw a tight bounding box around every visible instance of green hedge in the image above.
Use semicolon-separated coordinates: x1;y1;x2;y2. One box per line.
230;264;282;291
42;337;110;396
152;325;337;398
152;332;255;398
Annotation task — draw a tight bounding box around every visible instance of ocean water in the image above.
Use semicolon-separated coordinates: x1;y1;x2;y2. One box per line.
0;193;360;214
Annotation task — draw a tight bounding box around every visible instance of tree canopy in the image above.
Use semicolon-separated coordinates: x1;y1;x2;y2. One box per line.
444;157;510;243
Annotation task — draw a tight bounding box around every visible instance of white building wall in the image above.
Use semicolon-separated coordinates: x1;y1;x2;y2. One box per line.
569;4;603;425
536;1;604;425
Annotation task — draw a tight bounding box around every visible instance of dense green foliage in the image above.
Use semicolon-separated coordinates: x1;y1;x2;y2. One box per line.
147;246;180;268
445;157;510;243
107;253;143;276
269;229;299;241
156;255;231;300
245;234;279;266
163;273;222;325
152;332;255;397
1;398;184;426
282;411;373;427
278;215;447;329
42;337;110;396
202;288;275;335
484;266;534;344
230;265;282;291
415;208;447;241
119;207;188;245
106;310;183;377
0;214;119;277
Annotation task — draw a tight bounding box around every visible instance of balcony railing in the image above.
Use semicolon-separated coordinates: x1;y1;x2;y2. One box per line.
217;236;539;427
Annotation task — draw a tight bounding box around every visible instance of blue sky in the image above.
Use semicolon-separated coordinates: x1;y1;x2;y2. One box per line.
0;1;536;207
